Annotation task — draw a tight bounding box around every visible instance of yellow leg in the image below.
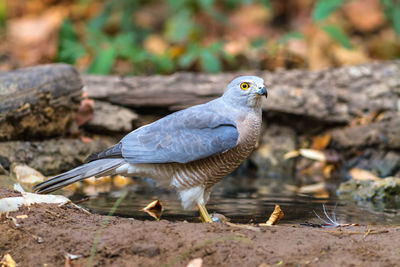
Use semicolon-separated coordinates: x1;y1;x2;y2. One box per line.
198;203;212;223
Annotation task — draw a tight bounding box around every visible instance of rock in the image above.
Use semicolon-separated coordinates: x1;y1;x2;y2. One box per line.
0;138;109;176
85;101;138;133
330;113;400;149
250;124;296;179
373;152;400;178
337;177;400;209
339;149;400;180
11;164;46;184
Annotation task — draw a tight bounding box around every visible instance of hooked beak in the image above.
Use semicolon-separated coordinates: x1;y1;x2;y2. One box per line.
257;86;268;98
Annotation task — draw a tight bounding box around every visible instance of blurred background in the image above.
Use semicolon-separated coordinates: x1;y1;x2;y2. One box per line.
1;0;400;74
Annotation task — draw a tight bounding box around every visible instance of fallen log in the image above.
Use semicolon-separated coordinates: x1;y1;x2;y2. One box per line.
0;64;83;141
83;60;400;124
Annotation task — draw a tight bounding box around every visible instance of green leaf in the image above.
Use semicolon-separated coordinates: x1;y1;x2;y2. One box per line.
86;47;116;74
0;0;6;28
321;24;352;49
153;54;174;73
199;50;221;73
165;10;195;42
178;50;197;68
112;33;135;58
392;5;400;36
312;0;346;22
208;41;223;52
87;0;114;30
260;0;271;8
56;20;85;64
278;32;304;45
167;0;188;11
198;0;214;10
250;38;266;48
86;27;111;52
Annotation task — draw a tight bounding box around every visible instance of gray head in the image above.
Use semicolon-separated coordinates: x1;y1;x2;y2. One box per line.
222;76;267;109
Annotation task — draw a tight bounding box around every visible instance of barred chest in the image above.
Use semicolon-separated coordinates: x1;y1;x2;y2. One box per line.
170;111;262;190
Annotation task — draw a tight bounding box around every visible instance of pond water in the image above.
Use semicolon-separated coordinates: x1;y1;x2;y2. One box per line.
68;175;400;225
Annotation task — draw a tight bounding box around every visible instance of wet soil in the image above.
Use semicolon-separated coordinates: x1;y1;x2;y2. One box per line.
1;187;399;267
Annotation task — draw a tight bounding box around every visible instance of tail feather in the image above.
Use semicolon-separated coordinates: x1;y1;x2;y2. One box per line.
33;158;126;194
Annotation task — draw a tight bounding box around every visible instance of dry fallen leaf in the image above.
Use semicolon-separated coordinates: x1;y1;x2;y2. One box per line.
297;182;326;194
82;184;112;197
0;191;70;214
299;149;326;162
332;45;369;66
83;176;112;185
113;175;132;187
349;168;380;181
7;8;65;66
0;254;16;267
144;34;169;55
64;182;82;193
323;164;335;179
13;165;46;184
283;150;300;159
343;0;385;33
186;258;203;267
310;134;331;150
263;204;284;226
16;214;28;219
140;200;164;220
76;97;95;127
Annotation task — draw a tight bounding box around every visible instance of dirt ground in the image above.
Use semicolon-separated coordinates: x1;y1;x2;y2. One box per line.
1;187;399;267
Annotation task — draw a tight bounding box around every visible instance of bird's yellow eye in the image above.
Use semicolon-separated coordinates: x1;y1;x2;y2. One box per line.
240;82;249;90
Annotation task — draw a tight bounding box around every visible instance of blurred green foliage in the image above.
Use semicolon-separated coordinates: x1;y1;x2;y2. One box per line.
313;0;400;50
56;0;273;74
57;0;270;74
312;0;346;22
312;0;352;50
0;0;6;29
56;0;400;74
381;0;400;35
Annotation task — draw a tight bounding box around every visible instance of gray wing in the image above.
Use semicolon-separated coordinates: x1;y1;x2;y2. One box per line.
120;105;239;164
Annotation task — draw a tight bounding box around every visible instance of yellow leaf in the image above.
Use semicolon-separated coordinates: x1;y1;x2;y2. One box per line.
140;200;164;220
83;176;111;185
0;254;16;267
310;133;331;150
349;168;380;181
112;175;132;188
323;164;335;179
265;204;284;226
144;34;168;55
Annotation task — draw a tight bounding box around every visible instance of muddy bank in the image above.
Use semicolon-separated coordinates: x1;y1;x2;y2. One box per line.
1;187;399;267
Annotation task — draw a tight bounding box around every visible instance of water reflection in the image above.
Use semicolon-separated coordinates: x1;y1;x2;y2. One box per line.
67;175;400;225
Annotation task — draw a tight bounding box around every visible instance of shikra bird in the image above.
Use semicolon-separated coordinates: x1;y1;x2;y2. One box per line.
34;76;268;222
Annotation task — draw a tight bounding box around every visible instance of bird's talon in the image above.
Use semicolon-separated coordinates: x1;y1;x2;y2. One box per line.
198;204;213;223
